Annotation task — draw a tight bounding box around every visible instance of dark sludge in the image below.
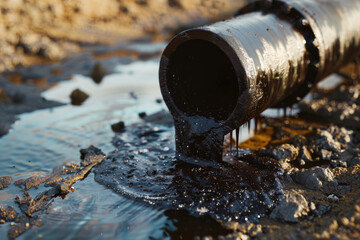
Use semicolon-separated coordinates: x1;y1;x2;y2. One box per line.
94;122;284;223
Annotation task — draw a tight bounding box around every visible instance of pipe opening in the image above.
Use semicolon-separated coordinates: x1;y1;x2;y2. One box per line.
166;39;239;121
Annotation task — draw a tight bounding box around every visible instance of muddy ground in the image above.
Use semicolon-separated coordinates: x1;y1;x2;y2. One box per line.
0;0;246;73
0;0;360;239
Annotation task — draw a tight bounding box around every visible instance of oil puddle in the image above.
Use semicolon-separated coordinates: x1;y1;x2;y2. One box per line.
94;120;284;223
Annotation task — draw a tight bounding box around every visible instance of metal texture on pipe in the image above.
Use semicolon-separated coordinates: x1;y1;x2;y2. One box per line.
159;0;360;162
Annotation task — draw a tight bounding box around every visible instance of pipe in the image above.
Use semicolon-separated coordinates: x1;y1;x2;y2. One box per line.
159;0;360;162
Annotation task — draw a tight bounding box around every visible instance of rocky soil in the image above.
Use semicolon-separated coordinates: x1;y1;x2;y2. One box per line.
0;0;246;73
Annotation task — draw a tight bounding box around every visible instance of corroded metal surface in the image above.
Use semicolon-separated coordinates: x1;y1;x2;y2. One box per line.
159;0;360;161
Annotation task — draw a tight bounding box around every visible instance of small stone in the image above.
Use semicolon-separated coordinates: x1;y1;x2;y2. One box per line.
111;121;125;132
70;89;89;106
312;129;342;154
291;167;338;194
25;222;30;228
328;219;338;232
0;176;13;190
330;160;347;168
320;149;334;161
327;194;339;199
23;176;49;190
80;145;106;167
341;217;350;226
90;62;106;84
0;206;18;222
261;144;299;162
138;112;147;118
355;205;360;212
14;178;25;186
10;222;15;226
309;202;316;211
297;146;313;164
247;223;262;237
0;219;5;224
313;205;331;216
270;191;309;222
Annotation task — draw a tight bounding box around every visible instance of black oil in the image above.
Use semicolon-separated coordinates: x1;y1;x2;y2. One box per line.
94;121;284;223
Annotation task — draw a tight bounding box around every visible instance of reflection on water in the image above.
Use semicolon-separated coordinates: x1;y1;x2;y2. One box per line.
0;57;172;239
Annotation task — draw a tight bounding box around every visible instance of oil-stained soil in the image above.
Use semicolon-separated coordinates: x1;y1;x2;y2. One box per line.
0;146;105;238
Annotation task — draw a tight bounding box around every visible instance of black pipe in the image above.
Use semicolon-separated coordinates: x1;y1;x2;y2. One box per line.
159;0;360;162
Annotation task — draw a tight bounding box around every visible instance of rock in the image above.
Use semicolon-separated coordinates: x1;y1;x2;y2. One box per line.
80;145;106;167
313;129;341;153
261;144;299;162
290;135;307;147
291;167;338;194
0;206;18;222
297;146;313;165
313;204;331;217
14;178;26;186
260;144;299;169
138;112;147;118
23;176;49;190
111;121;125;132
330;160;347;168
328;126;354;144
0;176;12;190
70;88;89;105
270;191;309;222
90;62;106;84
246;223;262;237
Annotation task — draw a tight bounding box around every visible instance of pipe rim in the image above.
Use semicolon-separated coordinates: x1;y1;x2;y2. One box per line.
159;28;248;133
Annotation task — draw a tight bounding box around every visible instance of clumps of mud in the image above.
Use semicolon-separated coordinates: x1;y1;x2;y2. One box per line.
111;121;126;133
94;121;284;223
0;176;12;190
0;146;105;239
89;62;106;84
70;88;89;106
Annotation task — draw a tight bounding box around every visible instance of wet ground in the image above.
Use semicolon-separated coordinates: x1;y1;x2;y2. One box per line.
0;41;359;239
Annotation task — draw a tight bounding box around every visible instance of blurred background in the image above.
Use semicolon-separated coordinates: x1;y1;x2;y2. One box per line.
0;0;248;72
